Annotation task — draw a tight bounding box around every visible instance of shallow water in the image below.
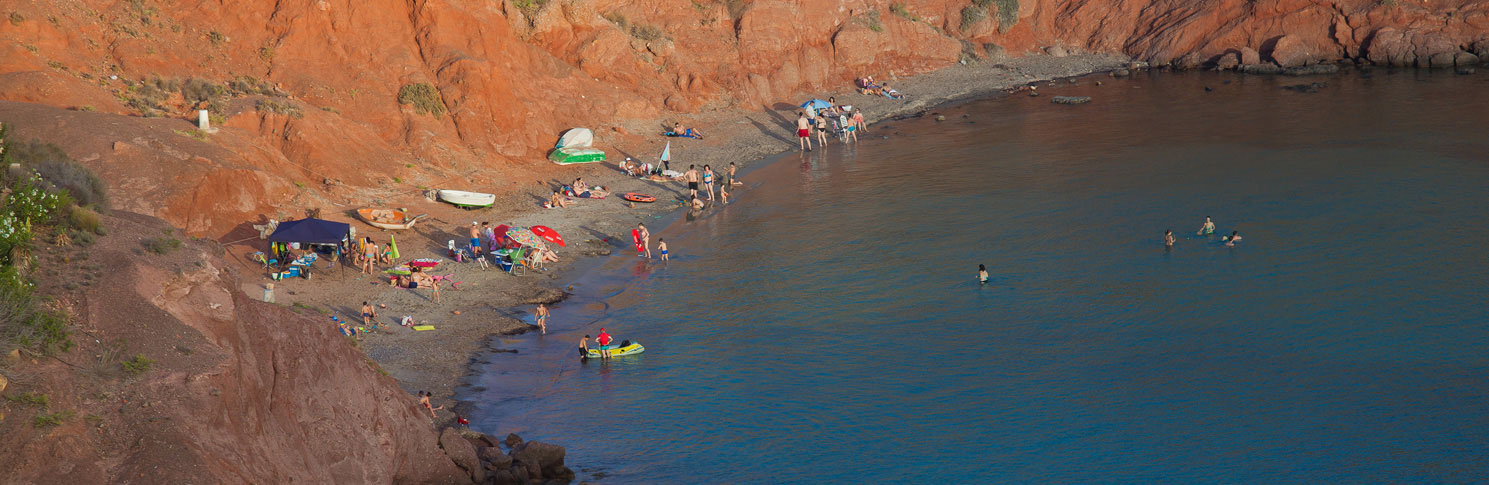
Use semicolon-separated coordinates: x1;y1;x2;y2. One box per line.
463;69;1489;482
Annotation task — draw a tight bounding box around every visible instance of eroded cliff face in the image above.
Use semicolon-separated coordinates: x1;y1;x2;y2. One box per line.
0;213;468;483
0;0;1486;237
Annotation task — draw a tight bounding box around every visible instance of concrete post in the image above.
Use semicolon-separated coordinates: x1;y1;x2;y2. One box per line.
198;110;211;131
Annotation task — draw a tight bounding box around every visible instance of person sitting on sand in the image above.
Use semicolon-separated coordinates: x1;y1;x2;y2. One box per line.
857;76;882;95
690;196;705;210
535;247;560;264
362;301;376;325
671;122;704;139
546;191;568;209
379;241;394;264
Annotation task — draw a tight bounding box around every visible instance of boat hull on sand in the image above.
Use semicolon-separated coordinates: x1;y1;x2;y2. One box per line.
580;341;644;359
356;208;425;230
438;190;496;208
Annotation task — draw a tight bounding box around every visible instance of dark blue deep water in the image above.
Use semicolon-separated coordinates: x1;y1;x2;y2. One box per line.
464;70;1489;482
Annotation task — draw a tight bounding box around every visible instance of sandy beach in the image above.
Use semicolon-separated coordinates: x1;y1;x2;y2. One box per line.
234;53;1129;418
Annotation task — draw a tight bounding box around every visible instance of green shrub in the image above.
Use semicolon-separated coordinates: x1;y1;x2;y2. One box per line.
512;0;547;18
180;78;225;105
632;23;664;41
4;391;49;408
141;236;181;254
992;0;1019;33
69;206;104;235
255;98;303;118
960;6;985;31
32;410;74;428
890;2;920;21
7;141;109;210
9;12;24;26
397;83;446;118
207;30;225;46
603;12;628;30
0;266;73;355
854;10;883;32
121;354;153;375
228;76;275;96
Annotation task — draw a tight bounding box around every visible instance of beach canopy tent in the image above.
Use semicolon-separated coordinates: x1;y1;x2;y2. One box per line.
267;218;351;245
549;128;606;165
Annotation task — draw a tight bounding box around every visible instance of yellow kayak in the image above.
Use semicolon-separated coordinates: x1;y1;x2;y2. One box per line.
580;340;645;359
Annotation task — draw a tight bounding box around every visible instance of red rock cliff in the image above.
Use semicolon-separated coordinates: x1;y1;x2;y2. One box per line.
0;0;1485;235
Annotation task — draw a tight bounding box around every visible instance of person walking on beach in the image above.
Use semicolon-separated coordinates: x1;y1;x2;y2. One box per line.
703;165;716;201
978;264;989;284
1224;230;1242;247
1165;229;1176;248
685;165;700;199
362;301;376;325
1198;217;1215;235
796;112;813;152
638;223;652;258
596;328;613;360
658;238;669;261
535;303;549;335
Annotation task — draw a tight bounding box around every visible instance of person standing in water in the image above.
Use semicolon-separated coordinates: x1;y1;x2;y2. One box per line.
1224;231;1242;247
703;165;716;201
796;112;813;152
978;264;989;284
535;303;549;335
638;223;652;258
596;328;613;360
1198;217;1215;235
658;238;669;261
1165;229;1176;248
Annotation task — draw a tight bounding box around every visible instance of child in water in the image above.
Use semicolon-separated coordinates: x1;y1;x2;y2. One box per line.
658;238;669;261
1165;230;1175;247
978;264;989;284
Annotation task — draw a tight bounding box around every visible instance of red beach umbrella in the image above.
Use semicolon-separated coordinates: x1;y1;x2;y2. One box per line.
531;225;565;247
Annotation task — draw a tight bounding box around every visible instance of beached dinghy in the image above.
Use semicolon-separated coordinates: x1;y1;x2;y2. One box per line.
438;190;496;208
549;128;607;165
356;208;426;230
580;340;645;359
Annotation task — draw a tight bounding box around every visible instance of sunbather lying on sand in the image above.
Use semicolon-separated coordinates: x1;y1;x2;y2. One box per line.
882;83;904;99
668;122;704;139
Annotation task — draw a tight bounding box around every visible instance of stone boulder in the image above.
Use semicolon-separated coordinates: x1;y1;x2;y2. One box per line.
439;428;484;483
1281;64;1340;76
1216;52;1240;70
505;433;524;450
1455;52;1480;67
1268;35;1315;67
1365;27;1415;67
510;440;569;481
1428;52;1457;68
1046;45;1068;57
480;446;513;469
1240;46;1261;65
1473;39;1489;60
1240;63;1282;75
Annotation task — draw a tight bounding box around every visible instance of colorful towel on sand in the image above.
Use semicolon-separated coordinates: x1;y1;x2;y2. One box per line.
413;325;436;331
384;267;412;275
409;258;441;268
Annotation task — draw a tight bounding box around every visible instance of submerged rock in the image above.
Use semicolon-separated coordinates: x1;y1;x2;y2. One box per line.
1051;96;1092;105
1240;63;1283;75
1282;64;1340;76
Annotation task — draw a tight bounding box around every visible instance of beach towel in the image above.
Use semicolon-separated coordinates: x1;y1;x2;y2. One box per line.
413;325;436;331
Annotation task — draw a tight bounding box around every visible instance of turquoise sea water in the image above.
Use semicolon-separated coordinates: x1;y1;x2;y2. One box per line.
464;70;1489;482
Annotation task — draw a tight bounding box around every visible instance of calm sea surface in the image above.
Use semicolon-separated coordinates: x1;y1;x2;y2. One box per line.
463;69;1489;482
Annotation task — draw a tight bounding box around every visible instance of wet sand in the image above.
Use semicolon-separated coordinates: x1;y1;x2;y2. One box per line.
234;53;1129;419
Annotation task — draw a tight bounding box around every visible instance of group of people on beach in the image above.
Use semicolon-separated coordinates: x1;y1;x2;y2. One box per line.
577;328;616;360
797;98;866;152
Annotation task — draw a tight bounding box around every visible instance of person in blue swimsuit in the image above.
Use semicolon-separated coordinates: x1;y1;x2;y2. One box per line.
658;238;669;261
703;165;715;201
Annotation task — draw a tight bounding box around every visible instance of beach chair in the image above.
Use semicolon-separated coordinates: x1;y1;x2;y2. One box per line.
523;250;545;272
250;251;278;269
505;248;528;276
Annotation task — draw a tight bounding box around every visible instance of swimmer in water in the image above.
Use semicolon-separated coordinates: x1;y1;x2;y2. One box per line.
1224;230;1242;247
1198;217;1215;235
1165;229;1175;248
978;264;989;284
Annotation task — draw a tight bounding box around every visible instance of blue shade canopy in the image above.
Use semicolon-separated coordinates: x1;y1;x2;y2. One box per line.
267;218;351;245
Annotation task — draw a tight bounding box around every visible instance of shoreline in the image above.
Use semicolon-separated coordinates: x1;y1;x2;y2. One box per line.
250;53;1131;423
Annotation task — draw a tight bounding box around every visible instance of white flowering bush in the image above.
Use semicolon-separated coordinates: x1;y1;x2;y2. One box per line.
0;174;63;265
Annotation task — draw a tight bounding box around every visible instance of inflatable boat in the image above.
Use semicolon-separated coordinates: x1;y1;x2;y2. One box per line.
580;340;645;359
